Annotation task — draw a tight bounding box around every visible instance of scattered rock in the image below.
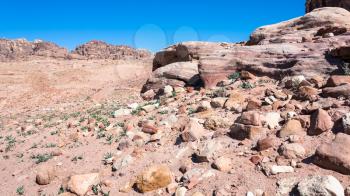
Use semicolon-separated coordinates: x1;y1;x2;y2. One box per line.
239;112;261;126
323;84;350;98
67;173;100;196
270;165;294;175
36;165;56;185
213;157;232;172
309;109;334;135
279;143;306;159
327;75;350;87
230;123;267;141
194;140;222;162
257;137;277;151
279;120;305;138
314;133;350;174
181;118;206;142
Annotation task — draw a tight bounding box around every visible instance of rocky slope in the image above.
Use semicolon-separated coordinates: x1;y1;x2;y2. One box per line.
0;39;152;62
306;0;350;12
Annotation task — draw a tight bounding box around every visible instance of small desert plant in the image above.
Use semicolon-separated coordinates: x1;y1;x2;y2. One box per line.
341;62;350;75
31;153;53;164
58;185;65;194
16;186;24;195
240;82;255;89
5;135;16;152
228;72;241;80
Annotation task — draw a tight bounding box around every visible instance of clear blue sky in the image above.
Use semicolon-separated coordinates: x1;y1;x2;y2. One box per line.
0;0;305;52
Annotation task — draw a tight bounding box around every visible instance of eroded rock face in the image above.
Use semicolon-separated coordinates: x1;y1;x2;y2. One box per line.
71;40;152;60
144;7;350;92
249;7;350;45
306;0;350;13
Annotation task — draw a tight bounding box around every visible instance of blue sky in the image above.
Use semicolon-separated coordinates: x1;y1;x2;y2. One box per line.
0;0;305;52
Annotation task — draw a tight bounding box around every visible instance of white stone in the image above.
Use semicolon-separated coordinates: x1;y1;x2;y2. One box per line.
263;112;281;129
175;187;187;196
113;109;132;117
297;175;344;196
270;165;294;175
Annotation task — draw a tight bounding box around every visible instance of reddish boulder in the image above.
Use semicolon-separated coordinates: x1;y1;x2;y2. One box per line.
314;133;350;174
308;109;334;135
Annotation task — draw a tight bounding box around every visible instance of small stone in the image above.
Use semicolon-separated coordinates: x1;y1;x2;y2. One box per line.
175;187;187;196
194;140;222;162
134;165;172;193
224;91;245;111
246;98;262;111
262;112;281;130
67;173;100;196
36;165;56;185
297;175;344;196
210;97;227;108
164;85;174;97
181;118;206;142
213;157;232;172
113;109;132;117
310;75;325;88
142;90;156;100
112;155;133;172
279;143;306;159
230;123;267;141
142;124;159;134
197;100;211;112
166;183;178;194
270;165;294;175
142;104;158;113
257;137;276;151
192;192;205;196
298;86;319;101
309;109;333;135
246;191;255;196
279;120;305;138
239;111;261;126
203;116;230;131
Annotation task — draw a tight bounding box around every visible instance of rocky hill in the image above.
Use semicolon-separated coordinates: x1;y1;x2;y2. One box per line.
306;0;350;12
0;39;68;61
0;39;152;62
71;40;151;60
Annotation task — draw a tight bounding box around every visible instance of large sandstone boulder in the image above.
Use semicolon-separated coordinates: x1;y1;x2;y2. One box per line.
71;40;151;60
144;8;350;91
314;133;350;174
306;0;350;13
142;62;201;93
